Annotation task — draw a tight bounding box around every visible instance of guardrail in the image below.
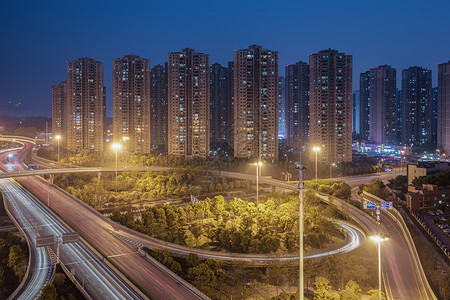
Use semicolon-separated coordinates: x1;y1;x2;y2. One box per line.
59;261;93;300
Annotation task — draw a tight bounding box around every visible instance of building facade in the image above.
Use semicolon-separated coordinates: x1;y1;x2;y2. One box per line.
278;76;286;139
309;49;352;163
352;90;360;136
285;61;310;150
210;62;232;153
52;80;67;145
66;58;105;152
367;65;397;144
168;48;210;158
233;45;278;162
402;67;432;148
150;63;168;153
438;61;450;154
113;55;151;153
359;71;370;141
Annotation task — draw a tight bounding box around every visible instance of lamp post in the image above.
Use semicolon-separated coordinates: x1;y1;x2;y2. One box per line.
312;146;321;183
370;235;389;300
112;143;121;193
251;161;263;225
329;163;336;179
55;135;61;163
296;162;306;300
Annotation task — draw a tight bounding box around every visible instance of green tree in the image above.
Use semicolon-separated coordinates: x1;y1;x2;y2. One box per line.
339;280;362;300
42;284;57;300
187;253;200;268
189;223;203;247
368;289;386;300
313;276;338;300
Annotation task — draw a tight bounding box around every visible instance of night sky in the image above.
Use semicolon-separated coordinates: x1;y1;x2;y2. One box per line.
1;0;449;117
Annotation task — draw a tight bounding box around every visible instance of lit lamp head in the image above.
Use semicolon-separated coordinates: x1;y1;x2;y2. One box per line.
122;136;129;141
370;235;389;243
313;146;321;152
112;143;121;151
55;135;61;141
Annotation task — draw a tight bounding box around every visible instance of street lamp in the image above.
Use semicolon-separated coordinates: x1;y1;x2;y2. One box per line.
112;143;121;193
55;135;61;163
329;163;336;179
370;235;389;300
312;146;321;183
251;161;263;225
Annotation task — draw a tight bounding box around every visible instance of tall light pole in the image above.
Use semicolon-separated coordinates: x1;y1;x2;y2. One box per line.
296;162;306;300
112;143;121;193
251;161;263;226
329;163;336;179
370;235;389;300
312;146;321;183
55;135;61;163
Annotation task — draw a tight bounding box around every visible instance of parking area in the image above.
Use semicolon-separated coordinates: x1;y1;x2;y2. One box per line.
413;210;450;259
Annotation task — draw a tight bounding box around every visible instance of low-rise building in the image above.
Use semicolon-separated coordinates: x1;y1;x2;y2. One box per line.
407;161;450;185
407;184;450;212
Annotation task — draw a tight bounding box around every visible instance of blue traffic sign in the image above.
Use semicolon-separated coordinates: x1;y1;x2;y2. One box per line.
364;201;376;209
385;169;391;173
380;201;393;210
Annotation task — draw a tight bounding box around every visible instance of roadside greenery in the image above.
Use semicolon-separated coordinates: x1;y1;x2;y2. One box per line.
362;180;390;200
53;169;248;207
41;271;84;300
0;231;29;299
111;191;345;254
305;179;352;200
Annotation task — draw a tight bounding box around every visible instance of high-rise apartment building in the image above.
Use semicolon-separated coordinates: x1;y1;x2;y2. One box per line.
66;58;105;152
361;65;397;144
52;80;67;145
286;61;310;150
402;66;432;148
438;61;450;154
150;63;168;152
210;63;232;150
233;45;278;162
168;48;210;158
352;90;360;135
359;71;370;141
309;49;352;163
278;76;286;139
395;89;402;143
432;87;438;148
113;55;151;153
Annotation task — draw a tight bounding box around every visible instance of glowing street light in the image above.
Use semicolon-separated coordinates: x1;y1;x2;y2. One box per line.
112;143;121;193
312;146;321;183
55;135;61;163
250;161;263;226
370;235;389;300
330;163;336;179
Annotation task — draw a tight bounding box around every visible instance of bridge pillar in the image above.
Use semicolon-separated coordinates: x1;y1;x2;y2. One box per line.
272;185;276;193
98;172;102;180
49;174;54;184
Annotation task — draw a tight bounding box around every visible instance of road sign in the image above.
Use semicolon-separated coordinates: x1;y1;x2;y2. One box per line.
385;169;391;173
36;235;55;247
364;201;376;209
62;232;80;244
380;201;393;210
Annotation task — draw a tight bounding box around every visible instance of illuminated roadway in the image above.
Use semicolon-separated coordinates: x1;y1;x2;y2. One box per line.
1;137;435;299
0;152;145;300
2;143;209;299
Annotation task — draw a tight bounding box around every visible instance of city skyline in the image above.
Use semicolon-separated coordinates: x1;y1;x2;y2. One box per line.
1;0;450;116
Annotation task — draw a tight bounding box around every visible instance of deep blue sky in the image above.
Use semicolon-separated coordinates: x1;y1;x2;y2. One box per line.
1;0;449;117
